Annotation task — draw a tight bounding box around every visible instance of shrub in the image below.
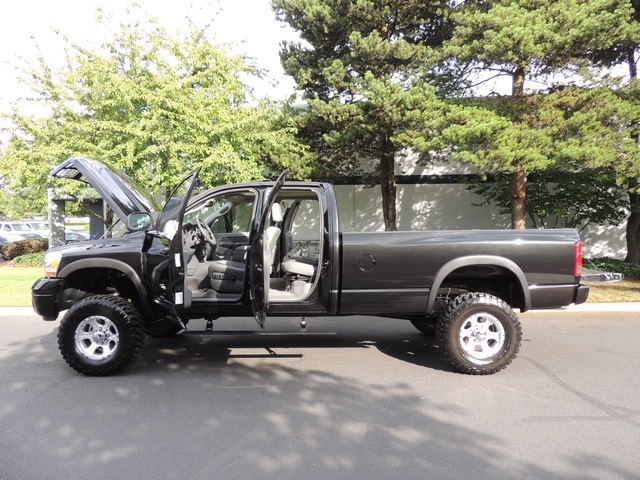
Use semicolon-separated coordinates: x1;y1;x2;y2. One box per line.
585;257;640;280
13;251;46;267
1;238;48;261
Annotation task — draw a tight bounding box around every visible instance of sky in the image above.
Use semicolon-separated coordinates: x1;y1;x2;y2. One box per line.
0;0;299;117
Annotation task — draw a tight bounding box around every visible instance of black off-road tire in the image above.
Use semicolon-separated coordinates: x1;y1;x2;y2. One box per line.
57;295;145;376
436;293;522;375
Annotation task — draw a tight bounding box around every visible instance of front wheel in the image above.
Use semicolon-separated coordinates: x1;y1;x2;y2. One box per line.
57;295;145;376
437;293;522;375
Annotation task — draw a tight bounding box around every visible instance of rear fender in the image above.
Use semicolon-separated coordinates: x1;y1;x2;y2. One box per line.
427;256;531;313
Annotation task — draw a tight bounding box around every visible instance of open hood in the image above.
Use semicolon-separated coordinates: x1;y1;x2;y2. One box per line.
50;157;161;221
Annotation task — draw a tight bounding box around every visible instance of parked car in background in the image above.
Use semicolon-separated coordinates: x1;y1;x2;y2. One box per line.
24;221;50;238
0;221;40;237
0;233;26;259
64;231;89;241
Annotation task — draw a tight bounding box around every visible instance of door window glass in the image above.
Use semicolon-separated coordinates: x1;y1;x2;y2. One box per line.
185;192;255;233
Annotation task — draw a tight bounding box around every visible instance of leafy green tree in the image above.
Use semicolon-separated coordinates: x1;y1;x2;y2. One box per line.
468;168;629;231
0;181;41;219
404;83;639;236
0;10;310;218
273;0;455;230
439;0;634;229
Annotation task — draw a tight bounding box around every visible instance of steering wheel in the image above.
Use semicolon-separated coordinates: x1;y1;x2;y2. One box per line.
197;217;217;248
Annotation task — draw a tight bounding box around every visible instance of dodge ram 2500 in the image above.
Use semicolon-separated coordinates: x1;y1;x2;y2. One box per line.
32;157;595;376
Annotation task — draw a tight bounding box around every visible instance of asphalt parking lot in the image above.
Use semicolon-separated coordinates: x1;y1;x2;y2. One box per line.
1;308;639;480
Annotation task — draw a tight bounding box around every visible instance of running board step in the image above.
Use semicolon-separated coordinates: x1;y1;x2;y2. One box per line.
180;330;336;337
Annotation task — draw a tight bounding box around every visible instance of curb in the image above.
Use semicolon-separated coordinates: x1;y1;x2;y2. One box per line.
527;302;640;313
0;307;38;317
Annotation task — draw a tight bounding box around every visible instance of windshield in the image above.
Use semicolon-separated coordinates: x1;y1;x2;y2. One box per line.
5;223;32;232
29;222;49;230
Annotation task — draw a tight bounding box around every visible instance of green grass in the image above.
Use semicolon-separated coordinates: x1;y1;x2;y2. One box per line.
0;266;44;306
584;279;640;303
583;257;640;302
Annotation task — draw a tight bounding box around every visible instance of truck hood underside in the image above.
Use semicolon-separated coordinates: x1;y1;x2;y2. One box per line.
50;156;161;221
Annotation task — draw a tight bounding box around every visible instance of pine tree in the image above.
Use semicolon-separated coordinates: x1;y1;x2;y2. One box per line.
584;0;640;262
443;0;634;229
274;0;455;230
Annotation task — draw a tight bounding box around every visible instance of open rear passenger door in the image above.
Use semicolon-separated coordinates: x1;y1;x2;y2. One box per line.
249;170;287;328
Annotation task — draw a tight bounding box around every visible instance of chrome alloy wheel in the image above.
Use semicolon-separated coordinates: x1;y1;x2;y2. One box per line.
74;315;120;361
459;313;506;364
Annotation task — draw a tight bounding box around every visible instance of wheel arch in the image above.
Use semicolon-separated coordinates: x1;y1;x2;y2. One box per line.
58;259;154;315
426;256;531;314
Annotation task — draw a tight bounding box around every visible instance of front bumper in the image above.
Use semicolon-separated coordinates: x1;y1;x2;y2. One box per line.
31;277;64;321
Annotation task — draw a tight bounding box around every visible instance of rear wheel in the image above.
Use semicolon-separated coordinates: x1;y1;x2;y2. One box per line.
436;293;522;375
58;295;145;376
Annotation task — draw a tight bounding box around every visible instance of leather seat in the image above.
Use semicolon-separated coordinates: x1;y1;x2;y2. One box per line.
264;203;283;274
282;259;315;278
208;245;248;293
209;203;283;293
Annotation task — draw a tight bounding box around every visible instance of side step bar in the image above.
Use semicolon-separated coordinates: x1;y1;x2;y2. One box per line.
180;330;336;337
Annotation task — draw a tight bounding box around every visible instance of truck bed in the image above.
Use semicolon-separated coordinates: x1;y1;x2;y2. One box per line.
338;229;584;315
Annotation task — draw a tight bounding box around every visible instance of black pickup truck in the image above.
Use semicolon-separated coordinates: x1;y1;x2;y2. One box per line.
32;157;593;376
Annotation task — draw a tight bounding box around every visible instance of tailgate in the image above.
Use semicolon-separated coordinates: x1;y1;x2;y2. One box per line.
581;269;624;283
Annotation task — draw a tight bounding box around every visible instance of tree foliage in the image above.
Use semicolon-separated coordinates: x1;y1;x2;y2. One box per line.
274;0;456;230
579;0;640;262
412;84;639;170
437;0;637;229
468;168;629;231
0;10;310;218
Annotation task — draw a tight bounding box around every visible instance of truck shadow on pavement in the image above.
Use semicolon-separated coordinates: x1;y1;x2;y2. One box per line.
138;315;454;375
0;318;633;480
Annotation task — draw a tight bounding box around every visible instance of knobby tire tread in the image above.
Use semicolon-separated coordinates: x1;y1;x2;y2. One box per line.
57;295;145;376
436;292;522;375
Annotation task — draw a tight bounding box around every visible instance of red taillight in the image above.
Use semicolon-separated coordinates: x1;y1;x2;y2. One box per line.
574;241;583;277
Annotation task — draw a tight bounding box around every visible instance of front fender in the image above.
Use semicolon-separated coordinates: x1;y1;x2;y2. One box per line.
426;255;531;313
57;258;154;315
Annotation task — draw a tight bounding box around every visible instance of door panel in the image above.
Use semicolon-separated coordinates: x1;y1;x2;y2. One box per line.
163;171;200;317
249;170;287;327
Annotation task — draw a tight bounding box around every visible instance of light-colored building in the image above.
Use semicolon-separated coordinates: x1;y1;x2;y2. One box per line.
332;155;626;259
